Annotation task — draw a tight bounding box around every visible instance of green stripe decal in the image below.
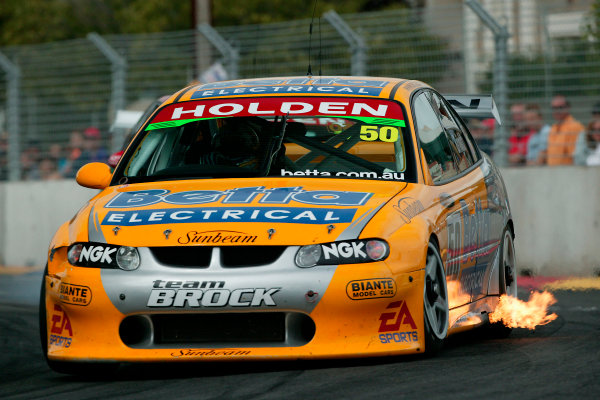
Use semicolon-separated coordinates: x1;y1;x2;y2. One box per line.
343;116;406;127
145;117;223;131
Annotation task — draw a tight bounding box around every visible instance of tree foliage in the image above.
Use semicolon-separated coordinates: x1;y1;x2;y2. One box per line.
0;0;411;46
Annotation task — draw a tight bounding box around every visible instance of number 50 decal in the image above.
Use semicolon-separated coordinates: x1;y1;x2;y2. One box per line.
360;125;399;142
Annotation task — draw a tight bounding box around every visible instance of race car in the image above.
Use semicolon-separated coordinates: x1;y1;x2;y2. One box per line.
40;76;517;374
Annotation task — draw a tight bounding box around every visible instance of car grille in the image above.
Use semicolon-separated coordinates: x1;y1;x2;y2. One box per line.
221;246;287;267
154;313;286;343
119;312;315;348
150;246;212;267
149;246;287;268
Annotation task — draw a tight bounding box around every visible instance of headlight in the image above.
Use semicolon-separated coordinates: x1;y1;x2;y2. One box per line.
366;240;387;260
116;246;141;271
295;244;322;268
67;243;83;264
295;239;389;267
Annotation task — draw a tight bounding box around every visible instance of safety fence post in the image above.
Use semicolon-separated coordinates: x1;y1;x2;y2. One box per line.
465;0;510;168
197;23;239;80
323;10;367;76
87;33;127;152
0;51;21;181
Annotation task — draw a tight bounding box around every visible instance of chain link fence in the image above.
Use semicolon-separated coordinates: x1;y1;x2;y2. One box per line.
1;1;599;181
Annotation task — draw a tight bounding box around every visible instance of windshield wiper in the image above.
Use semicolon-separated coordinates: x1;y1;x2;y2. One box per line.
261;113;288;175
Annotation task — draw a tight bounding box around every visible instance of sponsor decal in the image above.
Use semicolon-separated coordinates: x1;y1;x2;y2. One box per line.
317;239;388;265
58;283;92;306
459;264;487;296
322;241;368;263
178;230;257;244
70;243;119;268
195;77;390;91
49;305;73;348
103;207;356;226
148;97;403;128
191;85;383;98
378;300;419;344
147;280;280;308
446;198;493;277
280;169;404;181
346;279;396;300
190;77;388;98
171;349;252;357
105;186;373;208
80;245;116;263
393;197;425;223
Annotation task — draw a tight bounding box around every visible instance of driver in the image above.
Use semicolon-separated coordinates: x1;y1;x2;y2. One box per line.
200;118;262;168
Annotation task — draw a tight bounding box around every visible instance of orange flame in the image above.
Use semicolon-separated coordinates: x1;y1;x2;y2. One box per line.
446;280;470;307
489;291;558;329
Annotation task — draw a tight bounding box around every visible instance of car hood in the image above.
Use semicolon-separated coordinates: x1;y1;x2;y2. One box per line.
84;178;407;246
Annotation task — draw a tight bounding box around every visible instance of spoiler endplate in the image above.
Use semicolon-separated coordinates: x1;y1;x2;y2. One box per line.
444;94;501;125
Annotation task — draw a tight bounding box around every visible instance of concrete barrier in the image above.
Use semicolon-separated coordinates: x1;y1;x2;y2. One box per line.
1;167;599;275
0;180;95;267
501;166;600;277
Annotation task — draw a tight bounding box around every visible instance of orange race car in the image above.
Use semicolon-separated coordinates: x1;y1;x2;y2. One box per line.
40;76;517;374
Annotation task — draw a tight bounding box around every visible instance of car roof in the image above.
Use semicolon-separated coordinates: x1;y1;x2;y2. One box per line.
164;76;431;105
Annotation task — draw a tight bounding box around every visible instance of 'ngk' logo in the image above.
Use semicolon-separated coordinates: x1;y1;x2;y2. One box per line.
378;300;417;332
50;305;73;336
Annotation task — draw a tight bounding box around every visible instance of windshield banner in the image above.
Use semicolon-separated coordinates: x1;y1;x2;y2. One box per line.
150;98;404;127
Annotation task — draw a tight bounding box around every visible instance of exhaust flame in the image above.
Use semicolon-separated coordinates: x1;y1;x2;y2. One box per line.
446;280;470;307
489;291;558;329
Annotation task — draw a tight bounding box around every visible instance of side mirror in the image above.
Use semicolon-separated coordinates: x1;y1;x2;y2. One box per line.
76;163;112;189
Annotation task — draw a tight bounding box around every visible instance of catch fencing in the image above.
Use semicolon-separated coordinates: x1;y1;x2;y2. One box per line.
0;0;599;180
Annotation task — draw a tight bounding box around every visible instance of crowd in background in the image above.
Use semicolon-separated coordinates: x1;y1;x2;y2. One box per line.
470;96;600;167
1;95;600;181
0;126;109;181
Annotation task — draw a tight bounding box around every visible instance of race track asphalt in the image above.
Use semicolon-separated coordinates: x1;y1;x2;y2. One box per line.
0;270;599;400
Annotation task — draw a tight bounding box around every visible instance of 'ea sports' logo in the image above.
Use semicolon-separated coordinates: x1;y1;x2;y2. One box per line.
378;300;417;332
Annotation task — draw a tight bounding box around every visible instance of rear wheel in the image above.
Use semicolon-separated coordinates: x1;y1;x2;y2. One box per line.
488;227;517;338
39;264;118;375
423;241;449;354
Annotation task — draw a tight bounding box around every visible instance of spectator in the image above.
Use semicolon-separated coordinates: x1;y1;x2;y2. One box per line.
507;103;532;165
574;118;600;166
0;132;7;180
39;158;62;180
48;143;67;177
77;126;109;166
546;95;585;165
62;130;85;178
468;118;494;156
592;101;600;124
525;104;551;165
20;144;41;180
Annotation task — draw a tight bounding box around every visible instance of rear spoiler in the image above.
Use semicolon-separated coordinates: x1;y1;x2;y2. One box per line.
443;94;501;125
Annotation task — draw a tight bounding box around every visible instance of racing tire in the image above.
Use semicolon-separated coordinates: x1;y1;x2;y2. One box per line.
423;241;449;355
39;264;119;376
487;226;517;338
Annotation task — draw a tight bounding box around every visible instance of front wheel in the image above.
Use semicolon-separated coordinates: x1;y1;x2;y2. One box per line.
423;241;449;354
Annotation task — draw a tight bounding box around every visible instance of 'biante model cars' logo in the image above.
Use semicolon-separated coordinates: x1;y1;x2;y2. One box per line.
346;279;396;300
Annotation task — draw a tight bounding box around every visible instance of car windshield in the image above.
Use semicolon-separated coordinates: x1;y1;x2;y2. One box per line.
114;97;416;184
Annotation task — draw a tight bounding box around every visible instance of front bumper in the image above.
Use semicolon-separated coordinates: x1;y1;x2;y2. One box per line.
44;246;426;362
